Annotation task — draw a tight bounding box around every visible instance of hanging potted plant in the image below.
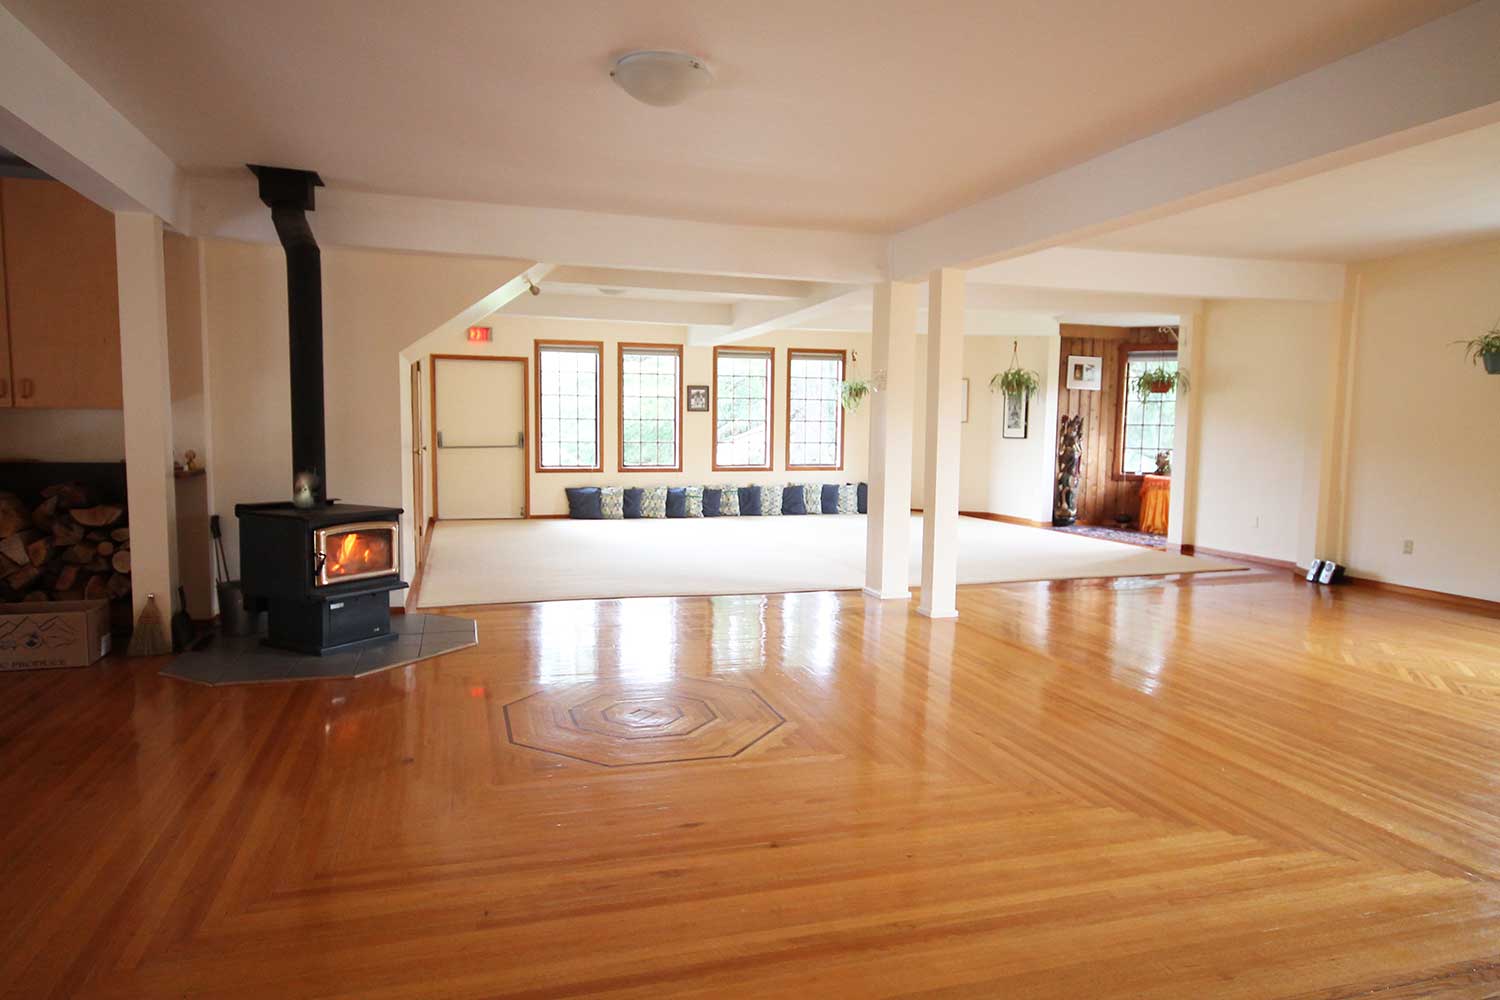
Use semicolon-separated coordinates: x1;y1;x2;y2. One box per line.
839;377;877;411
1132;365;1190;402
989;341;1041;398
1457;328;1500;374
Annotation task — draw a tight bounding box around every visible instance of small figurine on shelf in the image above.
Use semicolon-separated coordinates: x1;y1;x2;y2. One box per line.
292;471;320;509
1153;451;1172;476
183;449;199;473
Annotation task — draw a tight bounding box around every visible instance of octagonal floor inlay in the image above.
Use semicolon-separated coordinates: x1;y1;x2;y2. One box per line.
503;677;784;767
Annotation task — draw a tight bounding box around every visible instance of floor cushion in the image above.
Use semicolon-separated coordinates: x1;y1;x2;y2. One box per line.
800;483;822;514
857;482;868;514
623;487;644;519
719;487;741;516
759;484;784;516
821;483;841;514
837;484;859;514
640;486;668;518
736;486;759;516
565;486;603;520
666;487;687;518
782;485;808;515
684;485;704;517
703;487;723;516
600;486;625;520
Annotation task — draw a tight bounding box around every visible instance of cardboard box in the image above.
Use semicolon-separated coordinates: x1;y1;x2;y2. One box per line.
0;599;112;670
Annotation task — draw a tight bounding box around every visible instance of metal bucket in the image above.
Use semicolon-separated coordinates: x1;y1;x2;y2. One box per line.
216;580;264;637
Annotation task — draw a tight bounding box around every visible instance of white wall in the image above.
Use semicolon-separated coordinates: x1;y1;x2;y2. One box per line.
1341;238;1500;602
200;238;531;587
407;316;872;517
911;333;1060;522
0;408;124;459
1191;299;1335;564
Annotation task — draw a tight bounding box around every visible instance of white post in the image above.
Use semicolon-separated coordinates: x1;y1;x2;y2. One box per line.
1166;310;1202;548
116;212;179;633
864;282;919;599
917;269;965;619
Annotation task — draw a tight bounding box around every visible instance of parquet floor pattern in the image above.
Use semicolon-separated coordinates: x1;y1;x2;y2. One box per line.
3;570;1500;998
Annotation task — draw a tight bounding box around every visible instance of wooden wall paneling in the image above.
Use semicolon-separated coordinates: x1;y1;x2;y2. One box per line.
0;191;10;408
0;179;122;409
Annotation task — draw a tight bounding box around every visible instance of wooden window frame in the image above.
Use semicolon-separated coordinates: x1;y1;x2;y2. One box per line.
1111;346;1178;482
617;342;684;473
711;346;775;472
785;348;846;472
534;339;604;474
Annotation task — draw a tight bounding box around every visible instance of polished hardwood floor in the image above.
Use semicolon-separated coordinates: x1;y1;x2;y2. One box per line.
4;569;1500;998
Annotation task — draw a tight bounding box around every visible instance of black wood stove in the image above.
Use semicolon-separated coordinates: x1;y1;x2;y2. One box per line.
234;166;407;655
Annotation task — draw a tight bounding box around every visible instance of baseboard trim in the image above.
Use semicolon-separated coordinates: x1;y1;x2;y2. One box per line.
1345;575;1500;615
404;518;439;613
862;586;912;600
915;605;958;620
528;513;569;519
1179;544;1298;572
959;510;1052;529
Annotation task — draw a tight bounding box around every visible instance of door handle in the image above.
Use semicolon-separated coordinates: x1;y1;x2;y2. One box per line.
0;378;7;400
437;430;444;448
516;430;525;448
18;378;34;400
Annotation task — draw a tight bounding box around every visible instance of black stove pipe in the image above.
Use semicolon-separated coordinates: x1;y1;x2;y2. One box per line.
249;165;328;505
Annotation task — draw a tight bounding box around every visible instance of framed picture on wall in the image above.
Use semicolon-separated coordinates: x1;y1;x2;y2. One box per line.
1066;355;1103;391
1002;390;1028;439
686;385;710;412
960;378;969;423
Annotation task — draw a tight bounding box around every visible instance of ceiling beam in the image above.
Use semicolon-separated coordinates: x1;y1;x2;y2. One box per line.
969;248;1346;302
543;266;820;301
0;6;184;225
497;293;731;328
188;175;887;285
891;0;1500;279
687;285;858;347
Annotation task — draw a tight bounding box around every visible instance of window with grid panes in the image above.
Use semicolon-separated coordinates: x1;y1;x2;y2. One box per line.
787;350;843;469
713;349;772;469
537;343;601;470
620;345;681;469
1119;351;1178;476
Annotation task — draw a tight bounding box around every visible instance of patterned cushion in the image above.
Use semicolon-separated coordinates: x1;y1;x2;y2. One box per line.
857;482;868;514
565;487;603;519
737;486;759;516
759;485;783;516
801;483;823;514
718;487;741;516
702;487;723;516
640;486;668;518
836;484;859;514
600;486;624;520
622;487;644;519
684;485;704;518
782;485;807;515
821;483;841;514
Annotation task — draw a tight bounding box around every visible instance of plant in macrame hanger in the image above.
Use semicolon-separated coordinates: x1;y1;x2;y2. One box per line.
990;340;1041;398
839;350;886;411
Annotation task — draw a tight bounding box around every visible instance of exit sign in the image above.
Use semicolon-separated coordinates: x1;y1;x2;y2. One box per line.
467;326;492;343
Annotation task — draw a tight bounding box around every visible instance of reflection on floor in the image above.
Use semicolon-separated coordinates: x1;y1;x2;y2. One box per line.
1053;523;1169;549
5;570;1500;997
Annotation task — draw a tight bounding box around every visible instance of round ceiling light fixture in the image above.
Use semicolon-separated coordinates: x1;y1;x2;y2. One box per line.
610;51;712;107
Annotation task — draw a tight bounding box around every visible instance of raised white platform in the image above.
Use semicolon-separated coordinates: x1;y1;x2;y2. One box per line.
417;514;1242;608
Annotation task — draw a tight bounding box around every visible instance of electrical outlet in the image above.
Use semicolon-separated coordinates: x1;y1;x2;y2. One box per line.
1402;539;1414;555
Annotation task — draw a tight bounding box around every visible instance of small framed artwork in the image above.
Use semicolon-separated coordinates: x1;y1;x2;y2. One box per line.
1002;390;1028;439
686;385;710;412
1066;355;1103;391
960;378;969;423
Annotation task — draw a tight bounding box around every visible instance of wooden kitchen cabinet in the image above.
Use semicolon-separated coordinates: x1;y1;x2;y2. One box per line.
0;178;122;409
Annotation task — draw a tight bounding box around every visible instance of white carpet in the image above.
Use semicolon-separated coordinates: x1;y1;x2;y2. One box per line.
417;514;1243;607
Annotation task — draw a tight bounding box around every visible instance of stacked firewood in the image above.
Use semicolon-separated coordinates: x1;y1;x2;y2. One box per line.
0;484;131;604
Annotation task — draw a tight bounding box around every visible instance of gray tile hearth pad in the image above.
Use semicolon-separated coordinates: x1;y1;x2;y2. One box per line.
161;613;478;685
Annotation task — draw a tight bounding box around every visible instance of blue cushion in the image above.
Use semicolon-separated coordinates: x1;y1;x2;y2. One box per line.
565;487;603;520
821;483;840;514
623;487;644;519
782;486;807;515
702;487;722;516
857;482;868;514
738;485;761;516
666;487;687;518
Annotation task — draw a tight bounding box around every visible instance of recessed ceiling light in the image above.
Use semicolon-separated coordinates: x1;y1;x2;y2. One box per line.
598;287;627;296
610;51;712;107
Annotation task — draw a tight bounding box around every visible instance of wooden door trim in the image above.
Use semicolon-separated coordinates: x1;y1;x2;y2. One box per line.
616;341;684;473
784;347;846;472
430;353;531;521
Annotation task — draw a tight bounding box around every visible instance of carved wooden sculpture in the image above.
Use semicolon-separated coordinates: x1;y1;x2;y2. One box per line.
1053;414;1084;526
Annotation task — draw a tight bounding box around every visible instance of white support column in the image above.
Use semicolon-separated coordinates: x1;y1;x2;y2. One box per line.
116;212;179;636
864;282;920;599
917;269;965;619
1166;310;1202;548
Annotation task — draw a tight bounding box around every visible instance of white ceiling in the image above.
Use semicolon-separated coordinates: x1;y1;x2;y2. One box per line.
1081;120;1500;261
0;0;1465;233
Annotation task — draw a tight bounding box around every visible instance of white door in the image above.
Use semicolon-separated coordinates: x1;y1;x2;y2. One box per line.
435;357;527;519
